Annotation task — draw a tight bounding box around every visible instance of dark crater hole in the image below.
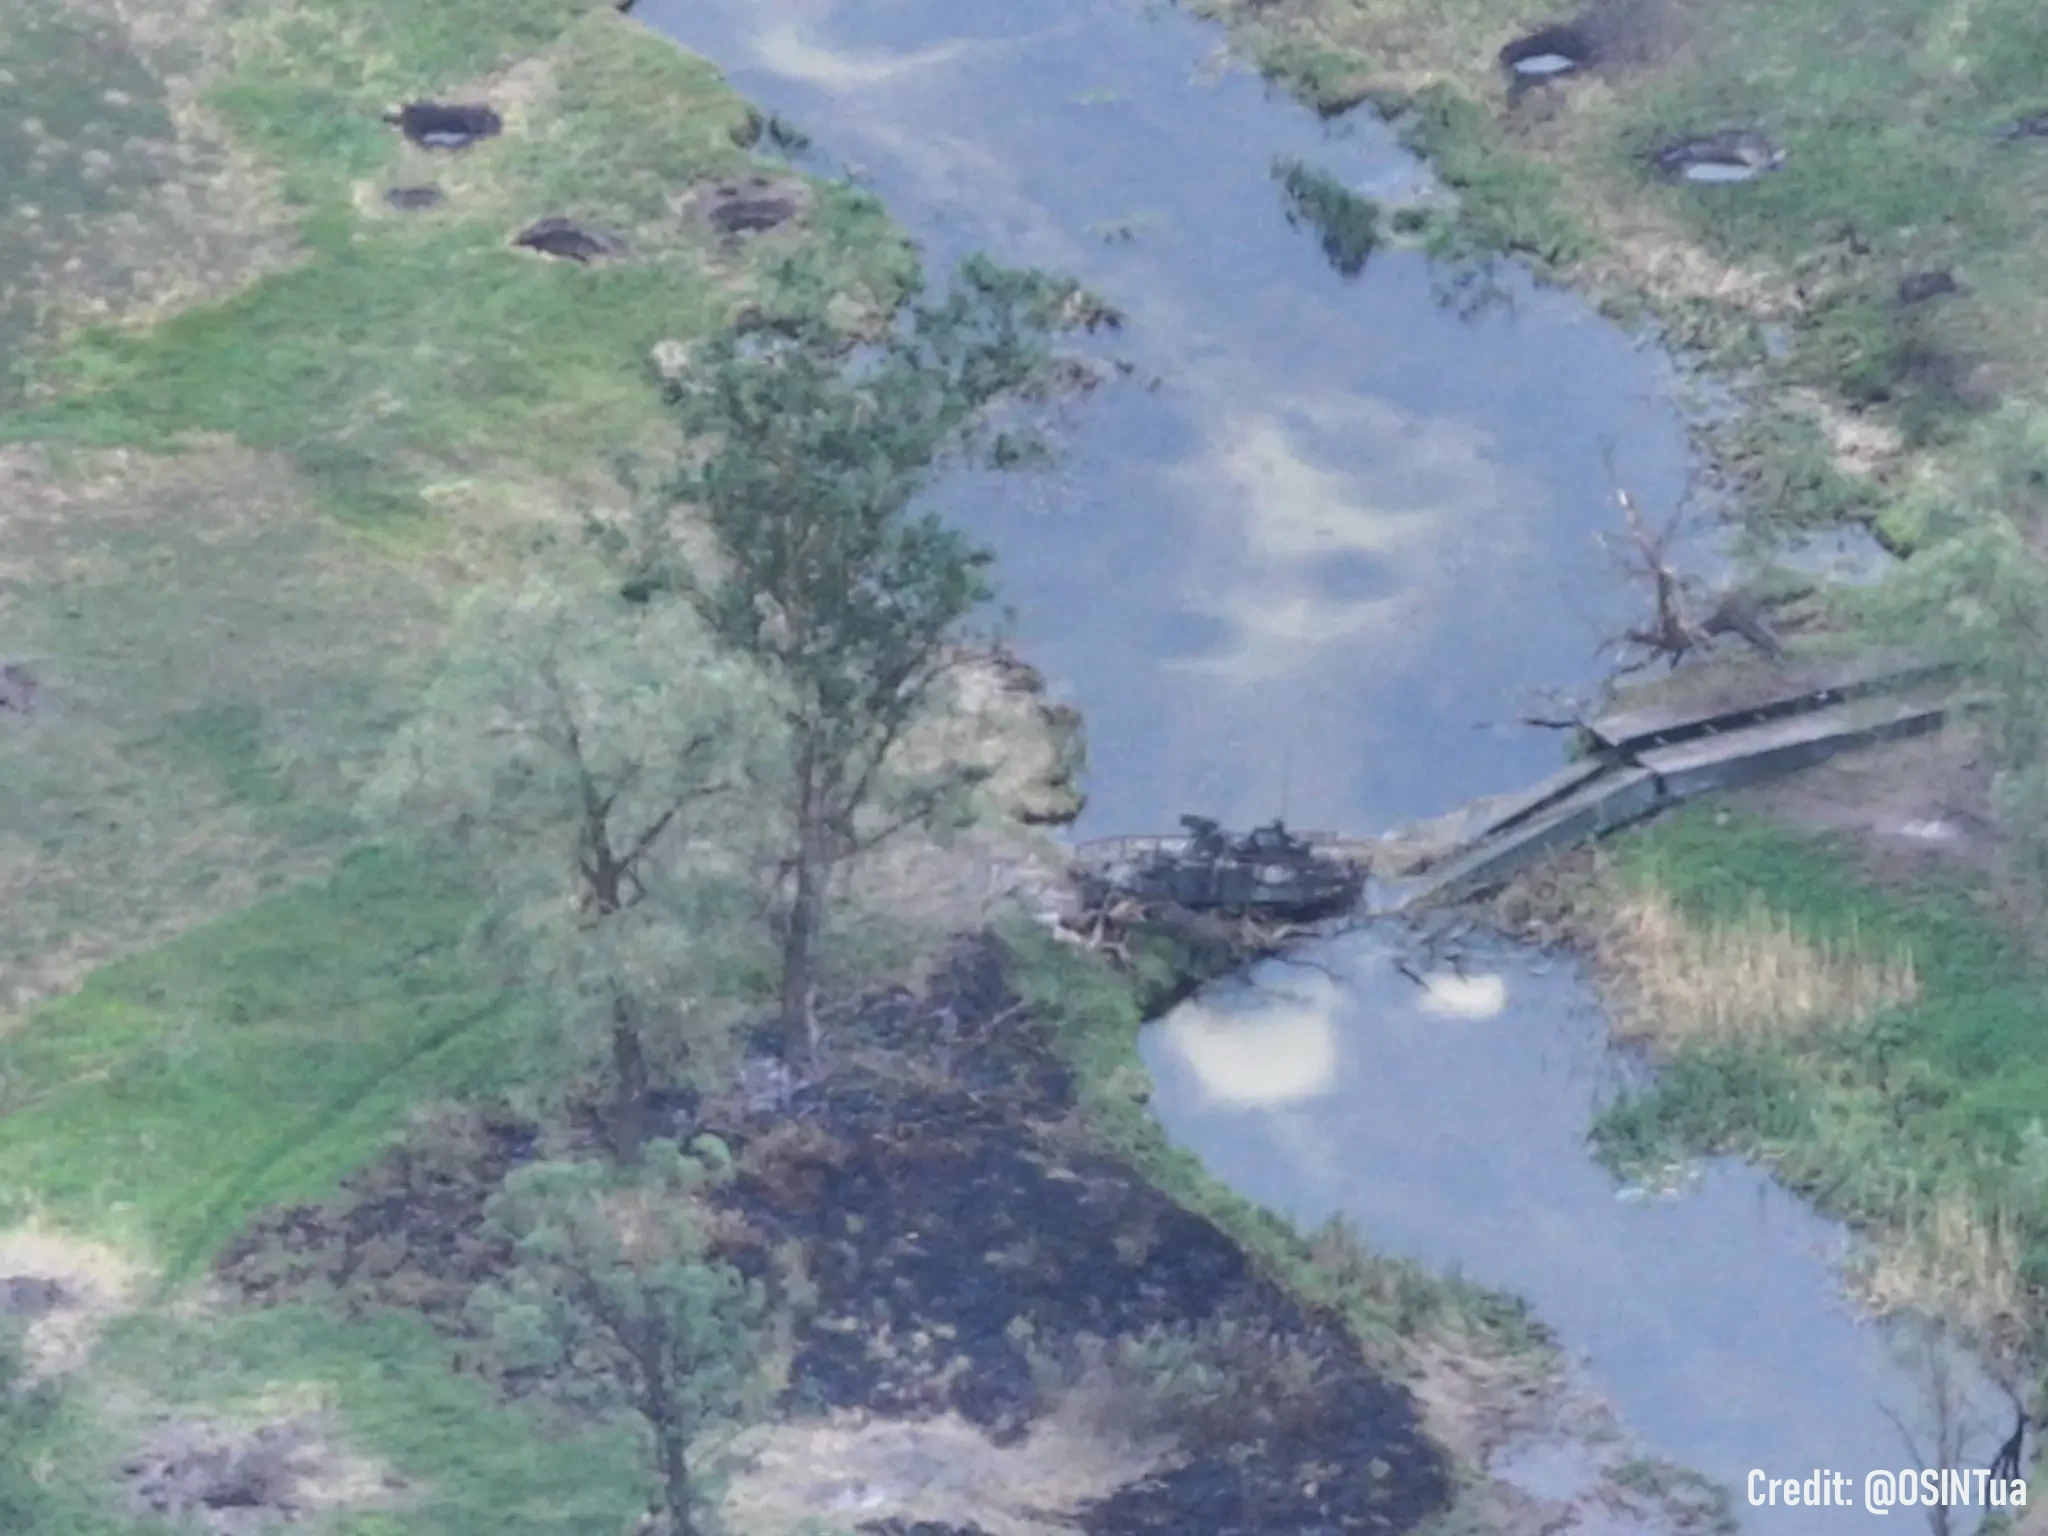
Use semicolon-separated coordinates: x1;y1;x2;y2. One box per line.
383;101;501;151
514;216;625;263
384;185;444;212
1500;24;1598;79
1651;128;1785;183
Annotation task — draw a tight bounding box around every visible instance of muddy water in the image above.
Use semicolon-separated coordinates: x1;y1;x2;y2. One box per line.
638;0;2000;1524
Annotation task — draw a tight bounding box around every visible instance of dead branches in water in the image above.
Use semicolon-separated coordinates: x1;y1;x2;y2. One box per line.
1602;485;1711;674
1594;469;1791;675
1057;887;1323;977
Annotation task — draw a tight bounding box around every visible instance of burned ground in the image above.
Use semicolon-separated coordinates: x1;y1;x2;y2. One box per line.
216;1106;538;1328
216;938;1452;1536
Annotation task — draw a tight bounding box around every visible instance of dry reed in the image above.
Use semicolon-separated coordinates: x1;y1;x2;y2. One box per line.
1848;1192;2029;1357
1591;882;1919;1048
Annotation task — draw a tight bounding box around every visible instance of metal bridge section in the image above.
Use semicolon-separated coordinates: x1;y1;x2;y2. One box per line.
1073;651;1985;916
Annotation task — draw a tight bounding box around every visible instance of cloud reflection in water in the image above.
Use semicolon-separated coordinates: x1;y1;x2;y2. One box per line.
1154;971;1341;1108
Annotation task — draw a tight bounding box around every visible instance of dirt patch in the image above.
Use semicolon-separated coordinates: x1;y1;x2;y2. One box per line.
725;1392;1175;1536
1408;1341;1735;1535
1729;721;2003;891
121;1412;406;1533
1781;386;1906;479
0;1222;145;1373
691;174;811;237
218;941;1454;1536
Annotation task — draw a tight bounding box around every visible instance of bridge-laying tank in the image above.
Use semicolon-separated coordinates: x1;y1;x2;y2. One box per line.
1078;815;1366;918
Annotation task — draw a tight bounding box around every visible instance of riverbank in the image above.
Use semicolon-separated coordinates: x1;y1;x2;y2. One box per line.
1482;688;2048;1396
0;1;1626;1530
1197;0;2048;553
1182;0;2048;1443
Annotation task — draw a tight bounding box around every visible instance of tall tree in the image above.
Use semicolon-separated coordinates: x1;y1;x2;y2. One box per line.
621;254;1090;1064
470;1139;766;1536
365;577;788;1162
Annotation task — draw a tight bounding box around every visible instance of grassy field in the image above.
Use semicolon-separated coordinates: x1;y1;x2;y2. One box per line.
0;0;916;1525
1572;803;2048;1358
1196;0;2048;542
0;0;915;1025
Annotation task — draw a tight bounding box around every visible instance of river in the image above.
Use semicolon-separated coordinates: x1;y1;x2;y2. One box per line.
638;0;2005;1525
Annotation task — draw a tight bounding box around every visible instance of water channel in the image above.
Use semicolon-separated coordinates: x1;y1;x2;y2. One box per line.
639;0;2005;1524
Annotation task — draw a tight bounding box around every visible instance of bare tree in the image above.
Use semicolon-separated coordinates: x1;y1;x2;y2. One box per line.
1599;485;1715;674
1592;450;1793;676
1881;1318;1990;1536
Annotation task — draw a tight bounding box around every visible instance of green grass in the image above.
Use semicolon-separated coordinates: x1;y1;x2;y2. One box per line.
5;6;916;527
0;843;595;1525
1393;85;1589;268
1587;805;2048;1328
0;0;176;404
0;848;523;1284
0;448;439;1013
1274;157;1383;276
18;220;724;522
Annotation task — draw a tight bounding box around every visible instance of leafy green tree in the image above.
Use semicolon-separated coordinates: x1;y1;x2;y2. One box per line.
365;577;789;1162
470;1139;766;1536
618;254;1091;1064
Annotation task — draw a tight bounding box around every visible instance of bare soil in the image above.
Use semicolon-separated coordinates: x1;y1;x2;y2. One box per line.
0;1221;146;1373
120;1412;406;1533
1728;722;2003;891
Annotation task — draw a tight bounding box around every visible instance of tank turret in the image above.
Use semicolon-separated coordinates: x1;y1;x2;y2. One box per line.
1102;815;1362;917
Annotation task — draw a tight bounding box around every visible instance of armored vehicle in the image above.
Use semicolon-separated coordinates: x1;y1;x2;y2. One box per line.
1079;814;1365;918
